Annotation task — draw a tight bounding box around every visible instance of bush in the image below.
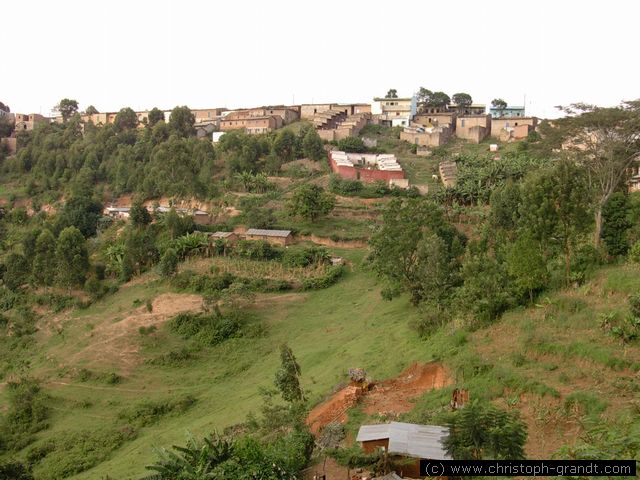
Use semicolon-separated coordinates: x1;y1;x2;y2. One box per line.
0;377;49;452
168;311;249;346
29;428;136;480
301;266;344;290
233;240;283;261
629;241;640;263
146;347;197;367
282;246;329;268
117;396;196;427
171;271;236;294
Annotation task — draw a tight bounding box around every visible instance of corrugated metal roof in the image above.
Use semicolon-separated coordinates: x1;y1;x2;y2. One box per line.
245;228;292;237
210;231;234;238
356;422;451;460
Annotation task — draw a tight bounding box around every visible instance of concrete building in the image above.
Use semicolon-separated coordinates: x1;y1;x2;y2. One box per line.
439;161;458;187
219;114;282;134
371;95;417;127
13;113;48;132
316;112;372;141
300;103;370;120
490;105;525;118
357;422;450;479
244;229;293;246
400;124;452;147
413;112;457;131
491;117;538;141
450;103;486;115
456;115;491;143
329;150;406;185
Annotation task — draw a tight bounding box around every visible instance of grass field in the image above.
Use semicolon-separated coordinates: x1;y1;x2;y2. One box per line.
4;248;640;478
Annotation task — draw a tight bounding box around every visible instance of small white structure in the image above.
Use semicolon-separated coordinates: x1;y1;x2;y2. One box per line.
212;131;225;143
490;144;499;152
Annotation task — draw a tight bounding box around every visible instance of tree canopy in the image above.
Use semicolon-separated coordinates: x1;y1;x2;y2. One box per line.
54;98;79;122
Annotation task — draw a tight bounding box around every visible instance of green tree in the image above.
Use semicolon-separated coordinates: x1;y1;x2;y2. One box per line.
287;184;335;221
147;107;165;127
56;194;103;238
54;98;79;122
56;226;89;290
491;98;508;110
3;253;29;291
274;344;305;403
32;229;57;289
554;101;640;247
129;199;152;227
386;89;398;98
114;107;139;131
168;106;196;137
369;198;465;306
601;192;631;256
158;248;179;278
337;136;366;153
84;105;99;115
506;235;548;303
427;91;451;108
0;461;33;480
302;127;325;160
273;128;297;162
452;92;473;107
444;401;527;460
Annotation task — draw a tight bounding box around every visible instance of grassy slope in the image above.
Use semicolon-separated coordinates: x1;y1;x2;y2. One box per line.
6;251;640;478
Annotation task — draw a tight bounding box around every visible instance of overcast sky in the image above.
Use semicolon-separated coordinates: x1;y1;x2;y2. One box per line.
3;0;638;119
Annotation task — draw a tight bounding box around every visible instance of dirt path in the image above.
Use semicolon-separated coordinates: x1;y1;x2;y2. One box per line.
306;362;451;434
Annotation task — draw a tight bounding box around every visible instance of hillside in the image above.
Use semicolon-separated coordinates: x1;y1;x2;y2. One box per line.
1;248;638;478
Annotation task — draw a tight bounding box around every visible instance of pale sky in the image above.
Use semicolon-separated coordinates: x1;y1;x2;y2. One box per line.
3;0;639;119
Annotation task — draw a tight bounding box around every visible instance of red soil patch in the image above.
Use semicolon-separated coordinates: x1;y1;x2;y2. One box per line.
306;362;451;435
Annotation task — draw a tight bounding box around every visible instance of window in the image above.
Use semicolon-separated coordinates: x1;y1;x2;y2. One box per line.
461;120;465;127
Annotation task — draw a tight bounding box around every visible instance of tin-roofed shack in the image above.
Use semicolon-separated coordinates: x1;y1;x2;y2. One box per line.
356;422;450;478
244;228;293;246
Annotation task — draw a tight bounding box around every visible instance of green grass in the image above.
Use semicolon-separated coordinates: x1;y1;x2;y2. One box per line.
4;251;640;477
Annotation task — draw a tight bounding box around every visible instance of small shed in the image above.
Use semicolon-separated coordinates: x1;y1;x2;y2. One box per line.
356;422;450;478
207;231;238;242
104;207;130;219
244;228;293;246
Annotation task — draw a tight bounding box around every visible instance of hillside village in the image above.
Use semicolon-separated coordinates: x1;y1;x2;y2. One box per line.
1;86;639;480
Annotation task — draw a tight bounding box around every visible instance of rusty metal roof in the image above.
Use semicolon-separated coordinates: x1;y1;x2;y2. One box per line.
356;422;451;460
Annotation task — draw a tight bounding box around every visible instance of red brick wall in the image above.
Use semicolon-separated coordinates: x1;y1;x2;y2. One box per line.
328;155;405;183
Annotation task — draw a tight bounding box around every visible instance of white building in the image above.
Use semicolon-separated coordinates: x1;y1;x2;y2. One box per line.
371;94;417;127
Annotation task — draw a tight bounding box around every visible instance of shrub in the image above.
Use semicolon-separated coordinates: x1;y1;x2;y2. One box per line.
301;266;345;290
117;396;196;427
629;240;640;263
138;325;157;335
233;240;283;261
146;347;197;367
168;311;250;346
0;377;49;452
282;246;329;268
30;428;136;480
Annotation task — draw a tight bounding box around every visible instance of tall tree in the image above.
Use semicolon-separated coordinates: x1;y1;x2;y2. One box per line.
54;98;79;122
168;106;196;137
274;344;305;403
3;253;29;291
32;229;57;289
491;98;508;110
129;199;152;227
452;93;473;107
369;198;465;306
272;129;297;162
56;226;89;290
554;101;640;247
114;107;139;131
302;127;325;161
506;235;548;303
444;401;527;460
386;89;398;99
84;105;99;115
601;192;631;256
287;184;335;221
427;91;451;108
147;107;165;127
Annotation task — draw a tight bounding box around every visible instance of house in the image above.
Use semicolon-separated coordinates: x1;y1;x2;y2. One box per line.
357;422;451;478
219;111;282;134
244;228;293;246
456;115;491;143
104;206;131;219
81;112;118;126
371;95;418;127
449;103;486;115
329;150;406;185
208;231;238;242
413;112;457;131
300;103;370;120
490;105;525;118
400;124;452;147
315;112;372;141
490;117;538;141
13;113;48;131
